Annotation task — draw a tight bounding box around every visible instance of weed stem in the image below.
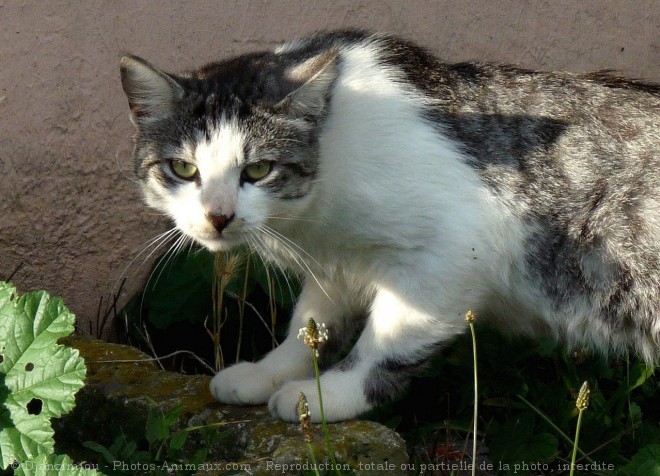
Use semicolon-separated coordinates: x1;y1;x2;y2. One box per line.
467;311;478;476
570;382;590;476
313;349;340;472
516;394;595;464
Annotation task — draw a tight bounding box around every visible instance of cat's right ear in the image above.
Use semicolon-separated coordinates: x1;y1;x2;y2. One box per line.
120;55;184;126
275;49;339;120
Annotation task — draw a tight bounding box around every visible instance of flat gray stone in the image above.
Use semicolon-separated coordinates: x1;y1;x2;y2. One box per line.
55;335;409;475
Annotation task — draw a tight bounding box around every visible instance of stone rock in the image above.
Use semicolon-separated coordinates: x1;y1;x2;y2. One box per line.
54;335;409;475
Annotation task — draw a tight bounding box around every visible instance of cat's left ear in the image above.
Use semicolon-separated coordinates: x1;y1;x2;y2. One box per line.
120;55;184;126
276;50;339;120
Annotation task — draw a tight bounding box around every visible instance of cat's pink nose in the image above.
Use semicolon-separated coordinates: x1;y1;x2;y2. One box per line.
207;213;234;234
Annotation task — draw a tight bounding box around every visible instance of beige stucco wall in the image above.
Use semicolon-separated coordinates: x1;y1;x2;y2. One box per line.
1;0;658;335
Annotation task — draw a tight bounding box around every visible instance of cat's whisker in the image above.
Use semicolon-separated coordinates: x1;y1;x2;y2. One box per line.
272;138;306;146
264;214;318;223
114;146;141;185
112;227;180;294
172;232;193;259
257;225;334;304
262;225;327;274
144;231;187;294
231;235;283;342
186;236;197;254
137;232;195;324
256;226;309;275
143;211;171;217
140;228;183;269
264;227;337;304
247;231;298;306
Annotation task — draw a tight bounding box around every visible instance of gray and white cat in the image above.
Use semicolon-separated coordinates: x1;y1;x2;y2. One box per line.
120;30;659;422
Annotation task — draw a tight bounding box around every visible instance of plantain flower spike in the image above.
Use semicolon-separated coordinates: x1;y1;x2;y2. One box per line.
465;310;477;323
576;381;591;411
298;392;313;443
297;318;329;356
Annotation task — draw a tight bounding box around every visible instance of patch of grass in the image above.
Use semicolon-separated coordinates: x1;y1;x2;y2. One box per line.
84;397;233;475
368;325;657;475
119;245;298;374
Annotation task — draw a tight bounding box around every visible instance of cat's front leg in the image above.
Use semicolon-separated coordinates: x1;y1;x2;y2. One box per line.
268;286;467;422
210;276;352;405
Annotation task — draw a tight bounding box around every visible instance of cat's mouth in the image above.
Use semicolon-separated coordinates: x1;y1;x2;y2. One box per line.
193;232;244;252
181;218;246;252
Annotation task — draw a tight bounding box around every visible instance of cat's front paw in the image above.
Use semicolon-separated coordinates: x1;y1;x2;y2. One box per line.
268;374;370;422
210;362;280;405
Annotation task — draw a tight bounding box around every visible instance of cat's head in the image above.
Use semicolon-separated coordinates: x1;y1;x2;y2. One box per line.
120;49;338;251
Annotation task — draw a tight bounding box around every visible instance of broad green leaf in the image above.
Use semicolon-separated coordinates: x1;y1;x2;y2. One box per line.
488;414;558;474
142;249;215;328
0;282;86;469
0;282;16;310
82;440;117;465
621;444;660;476
628;361;655;392
168;429;189;450
145;402;180;445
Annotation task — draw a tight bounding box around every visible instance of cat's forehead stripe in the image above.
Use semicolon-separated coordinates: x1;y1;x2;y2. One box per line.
195;119;245;175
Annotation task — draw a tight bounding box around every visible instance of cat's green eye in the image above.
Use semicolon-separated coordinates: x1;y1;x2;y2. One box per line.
170;160;198;180
243;161;272;183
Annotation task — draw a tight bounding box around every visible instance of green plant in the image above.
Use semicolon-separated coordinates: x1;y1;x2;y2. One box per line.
298;319;339;468
120;245;299;373
570;381;590;476
0;281;96;474
370;323;658;475
298;318;358;476
84;397;232;475
466;310;478;476
208;250;244;371
298;392;321;476
620;444;660;476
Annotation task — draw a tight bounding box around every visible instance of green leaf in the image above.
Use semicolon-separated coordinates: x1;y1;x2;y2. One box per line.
145;402;180;445
621;444;660;476
628;361;655;392
14;453;99;475
82;440;117;465
142;249;215;328
488;414;558;474
0;282;86;469
0;282;16;309
638;421;660;447
168;429;189;450
190;448;208;466
145;407;167;445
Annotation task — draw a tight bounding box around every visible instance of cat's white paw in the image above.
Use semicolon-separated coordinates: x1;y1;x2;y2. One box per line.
210;362;280;405
267;374;369;422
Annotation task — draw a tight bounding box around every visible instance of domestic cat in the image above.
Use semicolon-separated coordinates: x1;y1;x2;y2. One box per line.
120;30;659;422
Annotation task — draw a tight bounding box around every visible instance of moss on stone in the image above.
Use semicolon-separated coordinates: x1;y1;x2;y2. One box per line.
55;335;409;474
